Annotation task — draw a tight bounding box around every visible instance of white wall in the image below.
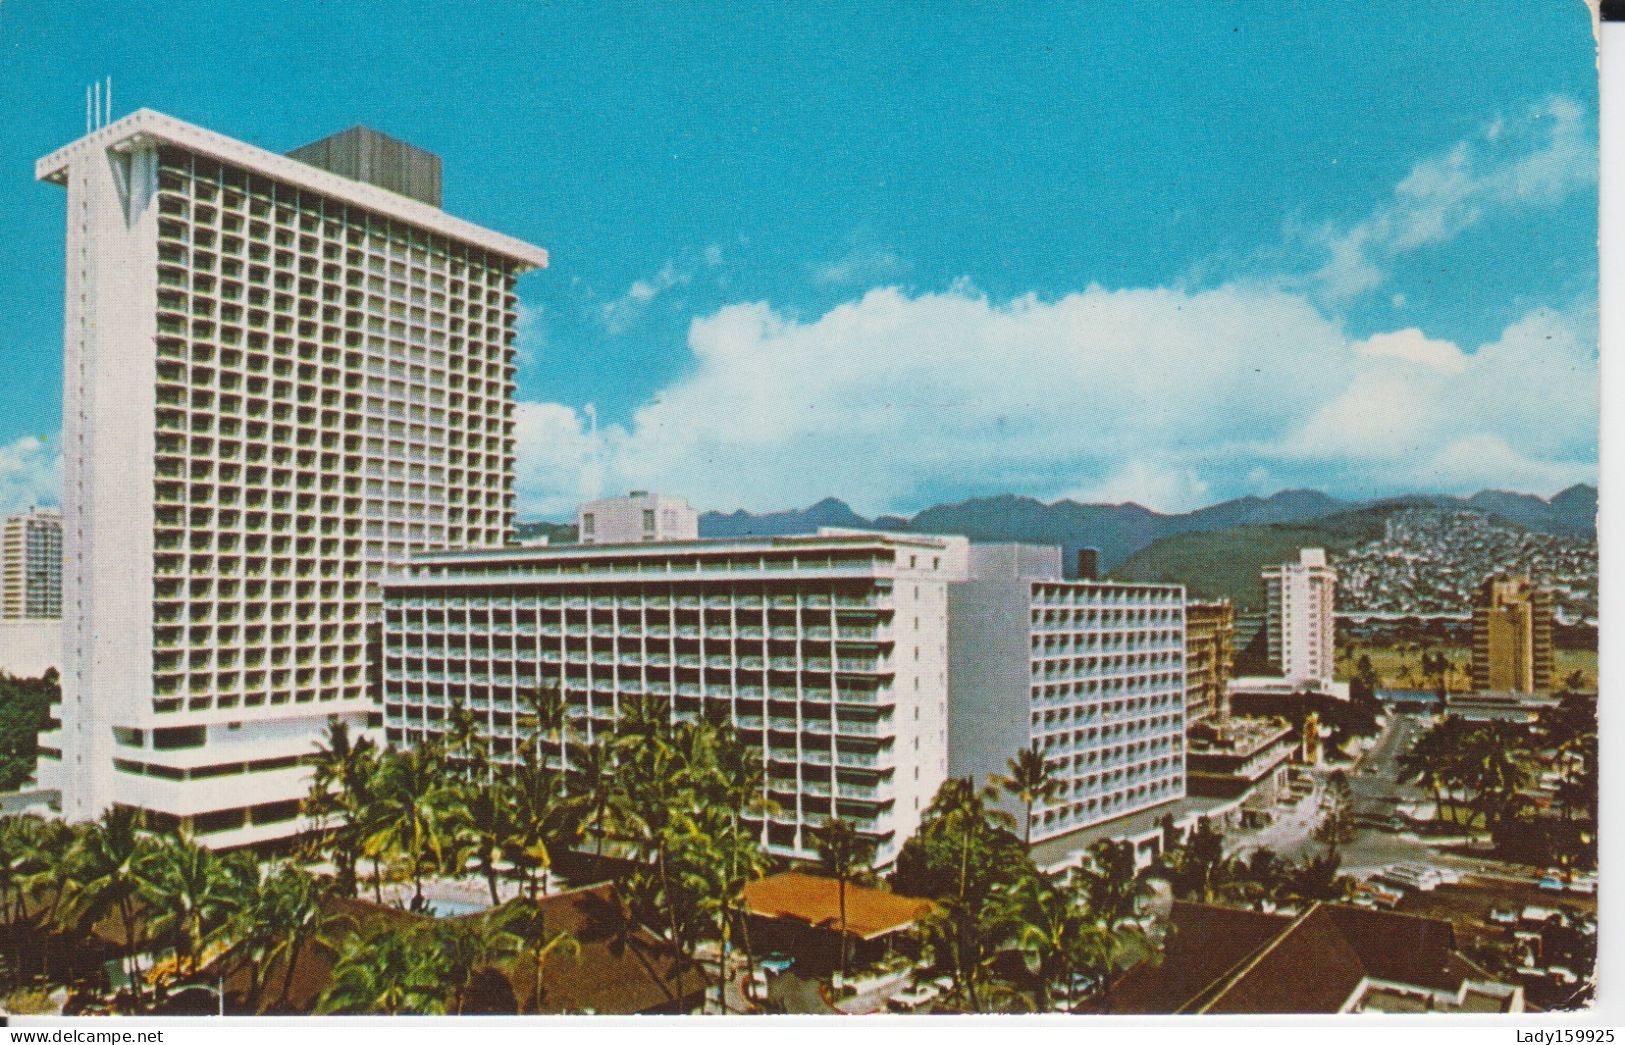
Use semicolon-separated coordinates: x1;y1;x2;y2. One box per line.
0;621;61;678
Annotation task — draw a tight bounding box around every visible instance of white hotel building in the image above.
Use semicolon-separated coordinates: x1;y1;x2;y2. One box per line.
948;545;1187;845
381;530;967;868
1263;547;1337;691
3;506;63;620
34;111;546;845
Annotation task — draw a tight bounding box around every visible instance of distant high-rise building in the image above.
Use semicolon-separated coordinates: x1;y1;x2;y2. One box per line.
2;506;62;620
1262;548;1336;690
1184;600;1234;725
578;491;699;545
948;544;1186;846
1472;577;1553;694
34;110;546;844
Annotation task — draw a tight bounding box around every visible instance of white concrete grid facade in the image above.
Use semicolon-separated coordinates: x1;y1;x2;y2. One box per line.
2;507;63;620
948;545;1187;846
1263;547;1337;690
34;110;544;847
381;532;968;868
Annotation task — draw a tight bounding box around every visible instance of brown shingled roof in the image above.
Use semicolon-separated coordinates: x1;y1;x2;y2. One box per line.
1091;902;1291;1014
1097;901;1513;1015
218;885;706;1015
742;871;934;941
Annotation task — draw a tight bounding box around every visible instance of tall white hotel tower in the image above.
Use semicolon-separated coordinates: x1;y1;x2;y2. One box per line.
34;111;546;846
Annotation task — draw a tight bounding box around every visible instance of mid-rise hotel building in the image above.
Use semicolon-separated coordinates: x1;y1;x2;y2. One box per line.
34;111;546;844
1183;600;1234;726
947;544;1186;845
1263;547;1336;691
2;507;63;620
381;529;967;867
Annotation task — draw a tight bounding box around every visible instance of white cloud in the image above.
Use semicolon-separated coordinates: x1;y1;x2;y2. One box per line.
1309;97;1595;299
512;402;602;517
1280;306;1596;487
810;248;910;287
601;263;691;334
513;284;1595;516
1353;328;1466;373
512;302;546;368
0;435;60;515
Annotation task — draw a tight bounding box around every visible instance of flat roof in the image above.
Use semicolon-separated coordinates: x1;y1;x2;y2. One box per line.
37;109;548;271
407;530;961;565
1030;794;1242;872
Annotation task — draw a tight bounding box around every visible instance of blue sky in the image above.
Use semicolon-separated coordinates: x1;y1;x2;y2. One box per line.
0;2;1599;518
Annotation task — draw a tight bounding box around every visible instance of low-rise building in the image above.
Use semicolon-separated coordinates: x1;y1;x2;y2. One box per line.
947;544;1186;847
382;530;967;868
577;491;698;546
1445;689;1561;724
1184;716;1295;803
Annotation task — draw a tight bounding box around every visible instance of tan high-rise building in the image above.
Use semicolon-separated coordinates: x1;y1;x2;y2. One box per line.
1472;577;1553;694
1184;600;1235;725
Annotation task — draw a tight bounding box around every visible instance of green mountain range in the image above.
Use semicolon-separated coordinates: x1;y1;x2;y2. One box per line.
516;484;1595;610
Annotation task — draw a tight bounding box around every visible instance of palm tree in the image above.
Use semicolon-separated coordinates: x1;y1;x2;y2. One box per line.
996;872;1081;1010
138;832;250;980
220;863;342;1013
515;684;570;794
707;729;776;996
428;913;525;1014
906;777;1019;1011
506;767;563;900
672;805;771;1013
318;922;455;1015
1461;723;1532;835
444;693;491;782
812;816;876;987
454;782;515;906
305;718;379;898
56;806;153;1000
495;899;582;1014
996;745;1061;849
365;745;457;908
563;736;644;860
1075;912;1156;1011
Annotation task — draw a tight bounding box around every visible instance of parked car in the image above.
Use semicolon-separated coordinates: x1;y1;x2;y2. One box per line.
1378;864;1441;892
1488;908;1518;926
887;983;941;1013
1356;882;1404;909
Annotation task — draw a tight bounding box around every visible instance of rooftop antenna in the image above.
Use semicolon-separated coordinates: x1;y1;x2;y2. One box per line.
85;85;92;134
583;403;603;501
105;76;112;124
